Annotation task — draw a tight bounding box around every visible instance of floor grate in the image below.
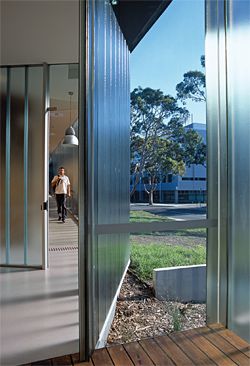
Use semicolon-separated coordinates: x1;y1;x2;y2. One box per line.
49;246;78;252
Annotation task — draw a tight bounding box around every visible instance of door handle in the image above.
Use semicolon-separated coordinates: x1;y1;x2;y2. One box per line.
41;201;48;211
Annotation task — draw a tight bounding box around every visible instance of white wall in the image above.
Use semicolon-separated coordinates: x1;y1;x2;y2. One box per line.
0;0;79;66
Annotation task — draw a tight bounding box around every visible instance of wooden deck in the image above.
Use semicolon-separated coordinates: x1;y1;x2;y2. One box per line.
26;324;250;366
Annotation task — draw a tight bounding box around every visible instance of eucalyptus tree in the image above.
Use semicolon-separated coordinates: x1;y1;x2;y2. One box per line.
130;87;205;205
176;55;206;103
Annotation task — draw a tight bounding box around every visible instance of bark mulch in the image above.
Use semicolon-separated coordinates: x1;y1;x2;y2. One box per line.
107;270;206;345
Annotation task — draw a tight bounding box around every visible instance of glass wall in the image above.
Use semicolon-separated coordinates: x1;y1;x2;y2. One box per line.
130;0;207;216
124;0;208;342
128;17;208;329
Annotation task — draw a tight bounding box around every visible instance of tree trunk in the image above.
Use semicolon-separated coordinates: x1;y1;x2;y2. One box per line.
149;190;154;205
130;174;140;197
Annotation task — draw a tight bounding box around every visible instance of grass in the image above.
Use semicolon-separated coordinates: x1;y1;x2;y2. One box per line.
172;307;182;331
130;210;206;237
173;228;206;237
130;210;171;223
130;242;206;281
129;209;206;281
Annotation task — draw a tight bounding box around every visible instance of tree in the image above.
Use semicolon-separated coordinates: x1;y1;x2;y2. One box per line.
176;56;206;103
133;135;186;205
130;87;206;205
184;128;206;166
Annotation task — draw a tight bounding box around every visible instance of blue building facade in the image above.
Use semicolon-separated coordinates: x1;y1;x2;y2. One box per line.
132;122;207;203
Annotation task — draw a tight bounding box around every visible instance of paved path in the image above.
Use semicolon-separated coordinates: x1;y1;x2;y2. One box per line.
131;203;207;221
0;198;79;366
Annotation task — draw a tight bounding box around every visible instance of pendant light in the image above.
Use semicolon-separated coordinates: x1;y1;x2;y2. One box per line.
63;91;79;146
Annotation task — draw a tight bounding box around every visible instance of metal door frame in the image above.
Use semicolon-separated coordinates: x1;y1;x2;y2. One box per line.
42;63;49;269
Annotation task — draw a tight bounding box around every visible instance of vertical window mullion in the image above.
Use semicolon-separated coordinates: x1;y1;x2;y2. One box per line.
24;66;29;265
5;68;11;264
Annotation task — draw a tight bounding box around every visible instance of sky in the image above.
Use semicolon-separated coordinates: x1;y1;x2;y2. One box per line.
130;0;206;124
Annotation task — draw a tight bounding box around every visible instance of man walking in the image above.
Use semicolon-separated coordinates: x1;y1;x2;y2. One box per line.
51;167;71;223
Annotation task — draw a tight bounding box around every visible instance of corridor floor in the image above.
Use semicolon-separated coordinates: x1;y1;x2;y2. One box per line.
0;198;79;366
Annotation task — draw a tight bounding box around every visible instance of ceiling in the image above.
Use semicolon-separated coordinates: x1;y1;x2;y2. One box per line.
49;99;78;153
112;0;173;51
49;64;78;153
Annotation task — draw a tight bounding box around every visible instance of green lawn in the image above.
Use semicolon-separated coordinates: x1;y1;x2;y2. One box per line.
130;210;206;237
129;210;206;281
130;242;206;281
130;210;171;223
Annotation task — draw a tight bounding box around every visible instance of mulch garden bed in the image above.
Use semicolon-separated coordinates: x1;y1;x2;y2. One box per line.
107;269;206;345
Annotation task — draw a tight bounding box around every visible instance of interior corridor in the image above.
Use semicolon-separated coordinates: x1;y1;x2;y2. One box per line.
0;198;79;366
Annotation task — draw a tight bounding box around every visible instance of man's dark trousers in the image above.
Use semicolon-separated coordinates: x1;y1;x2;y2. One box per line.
56;194;67;220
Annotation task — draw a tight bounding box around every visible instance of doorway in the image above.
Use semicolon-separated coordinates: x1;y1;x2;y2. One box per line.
0;64;79;365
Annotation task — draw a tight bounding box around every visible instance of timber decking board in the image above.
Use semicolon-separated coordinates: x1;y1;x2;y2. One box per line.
22;325;250;366
197;327;250;366
52;356;72;365
139;338;175;366
91;348;114;366
208;324;250;358
169;331;216;365
107;344;134;366
71;353;94;366
182;329;237;366
123;341;155;366
154;334;194;365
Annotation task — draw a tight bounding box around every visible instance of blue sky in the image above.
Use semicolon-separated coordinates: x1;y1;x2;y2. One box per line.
130;0;206;123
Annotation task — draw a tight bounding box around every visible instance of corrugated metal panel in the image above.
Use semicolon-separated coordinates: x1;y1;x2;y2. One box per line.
94;0;130;339
79;0;130;359
226;0;250;342
206;0;250;342
0;66;45;267
205;0;228;325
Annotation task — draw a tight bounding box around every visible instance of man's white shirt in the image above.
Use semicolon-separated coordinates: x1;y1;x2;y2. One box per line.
52;175;70;194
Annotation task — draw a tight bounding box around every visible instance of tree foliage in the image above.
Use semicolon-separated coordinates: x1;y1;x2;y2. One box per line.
130;87;206;204
176;56;206;103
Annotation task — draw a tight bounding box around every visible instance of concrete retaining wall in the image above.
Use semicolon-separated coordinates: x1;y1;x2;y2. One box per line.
153;264;206;303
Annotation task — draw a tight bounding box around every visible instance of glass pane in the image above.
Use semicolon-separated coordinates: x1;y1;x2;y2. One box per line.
10;67;25;265
27;66;44;265
0;68;7;263
107;229;206;345
130;0;207;223
108;0;207;346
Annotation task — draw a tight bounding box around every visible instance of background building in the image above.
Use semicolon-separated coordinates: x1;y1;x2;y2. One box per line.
131;122;207;203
